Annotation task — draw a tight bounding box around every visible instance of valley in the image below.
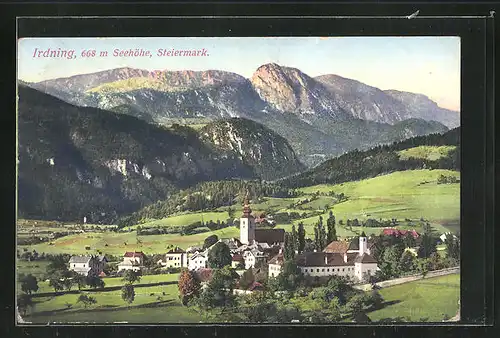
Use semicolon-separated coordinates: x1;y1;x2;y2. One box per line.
17;56;460;324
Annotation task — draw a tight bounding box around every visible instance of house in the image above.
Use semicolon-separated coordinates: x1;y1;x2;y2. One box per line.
231;254;245;269
188;251;208;270
440;232;458;242
164;247;188;268
69;255;107;277
242;249;267;269
118;251;144;272
323;237;374;255
271;233;378;283
268;252;284;278
382;228;420;239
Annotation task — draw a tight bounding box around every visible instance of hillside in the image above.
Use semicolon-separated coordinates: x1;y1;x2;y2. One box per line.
200;118;306;180
280;127;460;188
18;86;299;223
26;64;456;167
385;90;460;128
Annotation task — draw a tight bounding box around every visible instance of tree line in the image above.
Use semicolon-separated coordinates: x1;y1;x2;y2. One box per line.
117;180;300;227
281;128;460;189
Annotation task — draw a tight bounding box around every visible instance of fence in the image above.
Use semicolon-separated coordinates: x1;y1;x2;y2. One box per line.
30;280;178;298
354;267;460;291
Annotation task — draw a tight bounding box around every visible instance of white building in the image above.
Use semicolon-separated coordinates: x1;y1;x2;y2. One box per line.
242;249;267;269
268;252;284;278
69;255;107;276
269;233;378;283
118;251;144;272
240;197;256;245
163;247;189;268
188;251;208;270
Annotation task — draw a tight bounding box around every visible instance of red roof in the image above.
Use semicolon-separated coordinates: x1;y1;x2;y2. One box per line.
194;268;213;282
232;254;244;262
248;281;264;291
124;251;144;257
382;228;419;238
167;247;185;254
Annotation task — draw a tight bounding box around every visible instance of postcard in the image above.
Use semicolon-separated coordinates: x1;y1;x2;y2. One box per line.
16;36;461;324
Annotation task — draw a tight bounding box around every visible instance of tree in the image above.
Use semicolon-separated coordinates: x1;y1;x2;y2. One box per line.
48;273;65;293
445;234;460;264
326;211;337;243
121;284;135;305
46;255;69;275
402;233;417;248
346;293;366;317
314;216;327;251
77;294;97;308
227;206;235;219
283;233;295;260
203;234;219;250
178;269;201;304
20;274;39;295
207;242;232;269
86;275;105;289
72;272;87;290
17;294;33;316
271;260;303;292
379;245;405;278
399;250;417;274
297;222;306;253
195;266;237;315
121;270;141;285
291;224;298;254
239;268;255;290
417;233;437;258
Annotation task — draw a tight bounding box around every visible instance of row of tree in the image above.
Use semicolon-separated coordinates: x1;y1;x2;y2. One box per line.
117;180;301;227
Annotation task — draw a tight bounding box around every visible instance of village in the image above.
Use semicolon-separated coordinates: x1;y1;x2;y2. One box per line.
62;196;457;295
16;192;461;323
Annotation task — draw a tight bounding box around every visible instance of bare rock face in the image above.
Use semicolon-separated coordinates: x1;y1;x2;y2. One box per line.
250;63;348;120
384;90;460;128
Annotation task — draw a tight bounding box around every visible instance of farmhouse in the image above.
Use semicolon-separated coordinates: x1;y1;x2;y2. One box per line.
163;246;188;268
382;228;420;239
269;232;379;283
323;237;374;255
118;251;144;272
188;250;208;270
69;255;107;276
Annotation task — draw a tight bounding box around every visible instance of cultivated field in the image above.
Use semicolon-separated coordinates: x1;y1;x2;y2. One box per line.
17;170;459;256
368;273;460;322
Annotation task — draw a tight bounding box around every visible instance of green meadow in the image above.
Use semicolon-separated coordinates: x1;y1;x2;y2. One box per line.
18;170;459;256
23;283;201;324
397;146;456;161
368;273;460;322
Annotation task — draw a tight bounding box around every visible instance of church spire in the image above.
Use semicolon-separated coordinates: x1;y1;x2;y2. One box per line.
242;191;253;217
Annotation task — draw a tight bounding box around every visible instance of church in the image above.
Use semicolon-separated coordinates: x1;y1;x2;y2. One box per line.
239;195;285;246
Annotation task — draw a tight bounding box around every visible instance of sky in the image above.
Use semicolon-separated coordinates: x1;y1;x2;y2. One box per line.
17;37;461;111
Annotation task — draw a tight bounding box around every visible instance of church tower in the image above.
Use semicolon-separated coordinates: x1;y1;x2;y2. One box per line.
240;194;255;245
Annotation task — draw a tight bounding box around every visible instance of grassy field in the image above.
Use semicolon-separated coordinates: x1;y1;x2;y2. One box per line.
125;211;230;230
17;272;181;294
297;170;459;229
286;273;459;323
21;273;459;324
23;283;201;323
397;146;456;161
368;274;460;322
19;226;241;255
18;170;459;255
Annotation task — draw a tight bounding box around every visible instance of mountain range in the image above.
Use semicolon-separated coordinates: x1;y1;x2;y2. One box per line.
26;63;459;167
17;85;303;223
